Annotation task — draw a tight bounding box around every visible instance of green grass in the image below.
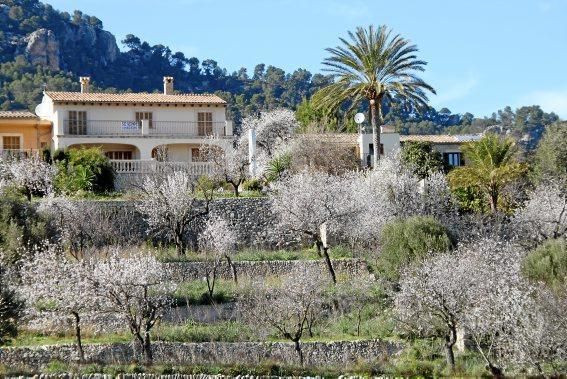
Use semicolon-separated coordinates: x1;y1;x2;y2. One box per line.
155;321;254;343
172;279;238;306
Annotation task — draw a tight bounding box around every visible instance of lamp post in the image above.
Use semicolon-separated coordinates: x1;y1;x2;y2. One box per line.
354;113;366;168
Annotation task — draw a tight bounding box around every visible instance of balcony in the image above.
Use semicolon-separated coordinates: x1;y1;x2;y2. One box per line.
62;120;230;137
111;159;213;175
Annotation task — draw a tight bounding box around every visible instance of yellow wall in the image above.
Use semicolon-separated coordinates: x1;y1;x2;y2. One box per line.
0;119;52;151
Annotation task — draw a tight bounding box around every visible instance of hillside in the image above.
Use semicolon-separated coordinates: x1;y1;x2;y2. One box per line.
0;0;561;149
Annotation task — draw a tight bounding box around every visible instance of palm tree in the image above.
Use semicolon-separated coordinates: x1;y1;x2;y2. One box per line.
448;134;527;213
313;25;436;167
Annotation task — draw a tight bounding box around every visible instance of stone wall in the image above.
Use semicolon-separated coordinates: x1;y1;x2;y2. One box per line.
0;340;401;371
163;258;370;282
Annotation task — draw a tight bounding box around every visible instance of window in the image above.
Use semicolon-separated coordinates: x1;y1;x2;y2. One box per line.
197;112;213;136
105;151;132;160
135;112;153;128
68;111;87;135
444;152;463;167
191;148;203;162
2;136;20;150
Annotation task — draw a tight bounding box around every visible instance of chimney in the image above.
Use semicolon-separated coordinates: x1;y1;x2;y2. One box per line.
163;76;174;95
79;76;90;93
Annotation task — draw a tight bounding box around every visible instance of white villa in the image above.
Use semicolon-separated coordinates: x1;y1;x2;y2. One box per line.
35;76;232;174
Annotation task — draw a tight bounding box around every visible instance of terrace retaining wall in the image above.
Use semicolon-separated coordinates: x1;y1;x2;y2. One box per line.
0;340;401;371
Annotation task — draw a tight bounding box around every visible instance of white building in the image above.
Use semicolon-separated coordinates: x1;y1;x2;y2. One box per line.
35;77;232;169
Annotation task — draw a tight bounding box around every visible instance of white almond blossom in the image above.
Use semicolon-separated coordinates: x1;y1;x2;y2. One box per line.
199;216;238;298
92;250;175;364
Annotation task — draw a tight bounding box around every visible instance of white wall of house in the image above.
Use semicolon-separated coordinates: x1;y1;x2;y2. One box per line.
37;94;231;162
358;131;400;166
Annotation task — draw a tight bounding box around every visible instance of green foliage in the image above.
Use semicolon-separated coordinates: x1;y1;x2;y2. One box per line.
522;238;567;290
400;141;445;178
54;147;114;194
448;133;527;213
0;267;23;345
451;186;488;213
156;321;254;343
0;196;51;263
533;122;567;182
378;216;453;281
172;279;237;306
45;360;70;374
242;178;263;192
264;153;292;183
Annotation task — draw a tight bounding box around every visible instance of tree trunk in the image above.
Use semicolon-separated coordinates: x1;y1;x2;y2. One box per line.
489;191;498;213
322;246;337;284
445;326;457;372
486;363;503;378
72;312;85;363
143;332;153;365
225;254;238;284
175;231;185;256
294;339;304;366
231;182;240;197
445;340;455;372
315;240;323;257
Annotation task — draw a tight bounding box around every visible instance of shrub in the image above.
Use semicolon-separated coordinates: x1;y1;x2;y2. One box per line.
522;238;567;290
378;216;453;281
55;147;114;194
243;178;263;192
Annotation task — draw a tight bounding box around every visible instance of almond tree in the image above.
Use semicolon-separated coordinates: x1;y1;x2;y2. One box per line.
241;267;330;366
394;251;471;373
198;216;238;299
270;170;361;283
200;139;249;197
240;108;298;159
19;242;96;362
0;155;54;201
92;250;175;364
136;171;211;255
513;180;567;245
459;239;533;377
348;153;457;247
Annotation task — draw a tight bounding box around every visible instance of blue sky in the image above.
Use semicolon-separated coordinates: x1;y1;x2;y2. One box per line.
46;0;567;119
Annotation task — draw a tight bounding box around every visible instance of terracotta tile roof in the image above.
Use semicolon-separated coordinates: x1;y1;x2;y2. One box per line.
0;110;38;119
400;134;482;144
44;91;227;105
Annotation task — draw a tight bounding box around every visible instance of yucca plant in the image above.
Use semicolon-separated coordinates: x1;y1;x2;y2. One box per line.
313;25;436;167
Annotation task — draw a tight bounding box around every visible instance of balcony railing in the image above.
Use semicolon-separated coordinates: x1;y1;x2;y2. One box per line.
111;160;213;175
62;120;228;137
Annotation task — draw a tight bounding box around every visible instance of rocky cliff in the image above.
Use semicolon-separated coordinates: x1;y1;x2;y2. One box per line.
23;24;118;71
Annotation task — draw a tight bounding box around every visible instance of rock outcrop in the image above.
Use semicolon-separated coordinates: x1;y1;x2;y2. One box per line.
25;28;60;70
23;23;119;71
